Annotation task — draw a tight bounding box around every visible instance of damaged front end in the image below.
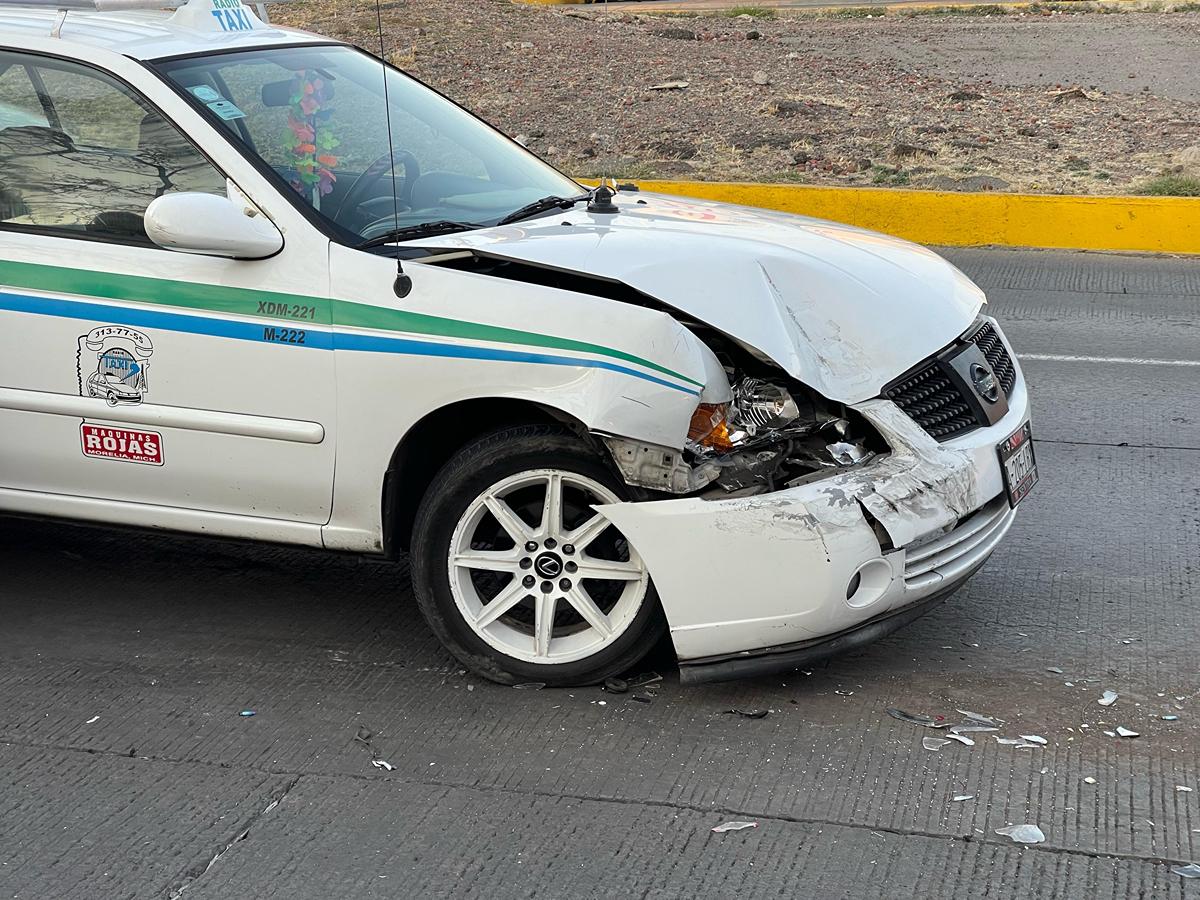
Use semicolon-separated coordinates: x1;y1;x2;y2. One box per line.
604;331;886;497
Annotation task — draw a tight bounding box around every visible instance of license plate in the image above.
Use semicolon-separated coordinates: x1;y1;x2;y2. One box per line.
998;421;1037;507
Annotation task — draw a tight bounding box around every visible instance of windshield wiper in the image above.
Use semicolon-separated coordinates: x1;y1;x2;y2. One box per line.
357;220;482;250
496;192;593;226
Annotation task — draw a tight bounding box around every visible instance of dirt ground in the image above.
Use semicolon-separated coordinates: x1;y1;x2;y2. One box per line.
274;0;1200;194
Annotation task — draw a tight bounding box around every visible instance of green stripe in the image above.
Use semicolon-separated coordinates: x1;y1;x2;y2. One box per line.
0;259;703;389
329;300;703;387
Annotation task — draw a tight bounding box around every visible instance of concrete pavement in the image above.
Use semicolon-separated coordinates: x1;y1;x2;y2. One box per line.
2;248;1199;898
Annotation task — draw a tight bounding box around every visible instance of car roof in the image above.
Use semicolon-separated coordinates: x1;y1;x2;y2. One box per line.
0;4;330;61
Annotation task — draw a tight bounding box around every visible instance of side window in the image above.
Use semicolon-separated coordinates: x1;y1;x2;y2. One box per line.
0;51;226;242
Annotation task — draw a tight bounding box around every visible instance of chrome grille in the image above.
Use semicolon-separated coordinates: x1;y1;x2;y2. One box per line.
967;320;1017;397
885;364;977;440
885;317;1018;442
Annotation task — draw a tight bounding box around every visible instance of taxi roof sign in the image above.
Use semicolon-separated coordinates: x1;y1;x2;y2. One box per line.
0;0;281;23
170;0;263;31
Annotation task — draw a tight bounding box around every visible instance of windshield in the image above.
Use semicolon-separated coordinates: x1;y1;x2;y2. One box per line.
154;45;581;245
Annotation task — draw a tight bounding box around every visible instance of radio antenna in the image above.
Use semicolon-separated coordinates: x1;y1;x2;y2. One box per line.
374;0;412;298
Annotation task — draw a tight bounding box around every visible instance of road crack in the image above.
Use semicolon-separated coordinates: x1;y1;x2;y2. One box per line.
165;772;301;899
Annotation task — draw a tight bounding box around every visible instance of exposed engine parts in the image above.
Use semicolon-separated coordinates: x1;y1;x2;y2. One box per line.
603;348;883;498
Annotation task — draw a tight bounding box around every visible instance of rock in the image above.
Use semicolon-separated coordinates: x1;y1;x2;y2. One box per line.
1175;145;1200;173
752;71;771;86
649;160;696;176
768;99;815;119
589;132;616;151
1017;126;1040;137
915;125;948;135
1051;87;1091;102
747;29;762;40
650;138;698;160
654;27;696;40
791;150;811;165
856;157;873;171
514;134;529;147
948;90;984;101
648;81;689;91
893;142;935;158
1046;139;1061;150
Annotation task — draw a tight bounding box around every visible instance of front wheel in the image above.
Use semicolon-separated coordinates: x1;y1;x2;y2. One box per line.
410;425;665;686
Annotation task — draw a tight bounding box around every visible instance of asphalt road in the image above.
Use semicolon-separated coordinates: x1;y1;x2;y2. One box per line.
3;248;1200;899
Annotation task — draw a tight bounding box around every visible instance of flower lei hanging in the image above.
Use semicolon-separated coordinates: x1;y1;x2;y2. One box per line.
284;70;340;205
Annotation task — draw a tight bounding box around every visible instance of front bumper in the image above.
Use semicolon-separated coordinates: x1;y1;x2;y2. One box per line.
595;349;1030;676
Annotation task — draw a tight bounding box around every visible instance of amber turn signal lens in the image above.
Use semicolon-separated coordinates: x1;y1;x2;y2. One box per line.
688;402;735;452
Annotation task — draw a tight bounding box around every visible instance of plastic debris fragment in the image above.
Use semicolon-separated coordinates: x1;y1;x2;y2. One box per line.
995;737;1025;745
996;824;1045;844
951;725;998;735
1046;667;1064;674
370;759;394;771
85;716;100;725
628;672;663;688
513;682;546;691
603;677;629;694
1116;727;1139;738
1020;735;1048;745
1083;777;1097;785
923;736;951;751
1163;715;1180;721
957;709;1001;726
1098;691;1118;707
632;694;653;704
712;821;758;833
1172;864;1200;879
1178;786;1194;792
239;710;256;717
951;794;975;802
354;726;372;745
943;733;976;746
887;708;936;726
726;708;769;719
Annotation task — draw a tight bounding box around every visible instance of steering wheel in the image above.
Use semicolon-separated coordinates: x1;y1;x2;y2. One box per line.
331;149;421;227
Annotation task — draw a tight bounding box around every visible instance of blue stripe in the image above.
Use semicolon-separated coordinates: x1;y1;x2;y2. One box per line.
332;331;698;394
0;290;334;349
0;290;699;396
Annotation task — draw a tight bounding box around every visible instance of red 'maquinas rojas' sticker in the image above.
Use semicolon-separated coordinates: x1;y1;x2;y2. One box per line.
80;424;164;466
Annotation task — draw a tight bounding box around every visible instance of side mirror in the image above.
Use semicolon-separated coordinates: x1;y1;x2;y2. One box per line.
145;192;283;259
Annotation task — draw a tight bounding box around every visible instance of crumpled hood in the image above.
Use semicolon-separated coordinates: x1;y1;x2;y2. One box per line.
414;192;985;403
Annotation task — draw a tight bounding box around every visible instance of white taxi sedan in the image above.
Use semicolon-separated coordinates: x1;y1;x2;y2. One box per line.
0;0;1036;685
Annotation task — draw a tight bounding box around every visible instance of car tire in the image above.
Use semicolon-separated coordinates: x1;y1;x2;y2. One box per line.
410;424;666;686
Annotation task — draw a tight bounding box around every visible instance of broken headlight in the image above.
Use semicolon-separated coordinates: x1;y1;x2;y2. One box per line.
686;375;879;494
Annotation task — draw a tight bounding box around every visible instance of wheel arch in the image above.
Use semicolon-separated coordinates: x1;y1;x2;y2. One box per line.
381;397;591;557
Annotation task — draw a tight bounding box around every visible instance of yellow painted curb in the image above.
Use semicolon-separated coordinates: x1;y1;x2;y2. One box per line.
603;181;1200;254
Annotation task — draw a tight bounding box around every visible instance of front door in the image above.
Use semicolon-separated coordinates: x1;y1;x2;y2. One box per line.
0;49;335;528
